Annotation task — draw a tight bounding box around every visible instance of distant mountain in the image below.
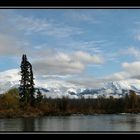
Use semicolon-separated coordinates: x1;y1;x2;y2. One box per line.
1;69;140;98
0;69;85;98
78;80;140;98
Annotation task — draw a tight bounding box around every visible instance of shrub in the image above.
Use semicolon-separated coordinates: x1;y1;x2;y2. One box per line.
0;88;20;109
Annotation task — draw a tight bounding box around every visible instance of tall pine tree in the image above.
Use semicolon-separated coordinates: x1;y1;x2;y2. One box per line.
19;54;35;106
28;62;35;106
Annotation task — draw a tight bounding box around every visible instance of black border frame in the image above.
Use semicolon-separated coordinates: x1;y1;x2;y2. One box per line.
0;0;140;7
0;0;140;135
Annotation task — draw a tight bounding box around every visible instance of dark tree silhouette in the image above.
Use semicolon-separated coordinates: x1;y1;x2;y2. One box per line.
28;62;35;106
19;54;35;106
36;89;43;105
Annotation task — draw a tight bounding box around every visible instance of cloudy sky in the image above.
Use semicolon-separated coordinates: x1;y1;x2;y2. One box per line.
1;9;140;88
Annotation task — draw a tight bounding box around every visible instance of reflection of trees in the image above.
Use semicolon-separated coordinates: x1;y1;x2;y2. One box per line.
21;118;35;131
127;115;137;131
35;117;44;131
35;116;72;131
0;119;22;131
107;114;137;131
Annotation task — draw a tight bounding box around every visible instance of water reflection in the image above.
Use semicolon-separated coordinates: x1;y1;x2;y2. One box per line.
35;117;44;131
0;114;140;131
35;116;73;131
0;118;23;131
126;115;137;131
21;118;35;131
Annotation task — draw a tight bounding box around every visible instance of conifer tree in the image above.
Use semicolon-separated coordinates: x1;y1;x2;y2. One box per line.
28;62;35;106
19;54;35;106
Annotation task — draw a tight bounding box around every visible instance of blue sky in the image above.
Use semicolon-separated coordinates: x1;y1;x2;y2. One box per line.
1;9;140;87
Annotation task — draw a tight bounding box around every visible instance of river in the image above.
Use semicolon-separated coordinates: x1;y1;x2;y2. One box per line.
0;114;140;132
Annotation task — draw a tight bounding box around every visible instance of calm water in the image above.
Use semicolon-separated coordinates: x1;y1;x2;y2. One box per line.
1;114;140;131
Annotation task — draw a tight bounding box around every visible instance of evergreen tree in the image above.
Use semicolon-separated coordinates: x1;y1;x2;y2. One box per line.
129;90;138;109
36;89;43;105
28;62;35;106
19;54;35;106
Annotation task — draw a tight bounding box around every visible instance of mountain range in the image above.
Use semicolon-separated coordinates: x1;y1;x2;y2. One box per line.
0;69;140;98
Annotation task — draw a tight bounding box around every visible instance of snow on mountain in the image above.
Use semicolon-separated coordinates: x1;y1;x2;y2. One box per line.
104;80;140;91
0;69;20;82
0;69;20;94
79;79;140;98
1;69;140;98
35;79;85;98
105;79;140;95
0;69;85;98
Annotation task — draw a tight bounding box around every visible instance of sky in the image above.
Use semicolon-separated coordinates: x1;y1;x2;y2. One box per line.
1;9;140;88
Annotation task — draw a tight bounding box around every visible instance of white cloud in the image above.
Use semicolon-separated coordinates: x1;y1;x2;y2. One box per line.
104;71;129;81
135;34;140;41
122;61;140;76
122;47;140;59
67;75;105;88
70;61;140;87
0;68;20;82
74;51;104;64
33;59;84;75
104;61;140;81
33;50;104;75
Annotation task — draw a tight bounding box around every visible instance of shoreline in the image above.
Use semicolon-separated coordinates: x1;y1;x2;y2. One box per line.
0;110;140;119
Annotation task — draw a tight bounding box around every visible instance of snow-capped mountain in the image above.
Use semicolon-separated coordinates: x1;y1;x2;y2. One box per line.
0;69;20;94
78;79;140;98
1;69;140;98
0;69;85;98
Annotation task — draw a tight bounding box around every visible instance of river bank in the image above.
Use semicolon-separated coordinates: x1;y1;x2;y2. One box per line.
0;107;140;119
